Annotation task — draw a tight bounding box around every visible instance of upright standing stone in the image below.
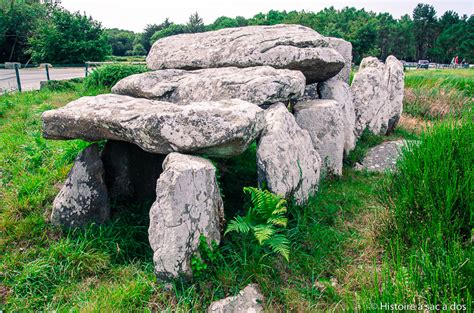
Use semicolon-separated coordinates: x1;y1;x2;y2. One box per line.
327;37;352;83
51;144;109;227
147;24;345;83
385;56;405;133
351;56;404;136
257;103;321;203
318;77;356;155
294;100;345;176
148;153;224;279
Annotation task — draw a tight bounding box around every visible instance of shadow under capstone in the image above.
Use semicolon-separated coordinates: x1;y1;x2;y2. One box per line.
100;140;166;214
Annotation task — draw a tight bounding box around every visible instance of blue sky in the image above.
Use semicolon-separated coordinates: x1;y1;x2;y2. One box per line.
61;0;474;32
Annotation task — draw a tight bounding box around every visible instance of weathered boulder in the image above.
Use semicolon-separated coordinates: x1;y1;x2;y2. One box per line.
294;100;345;176
101;141;166;203
147;24;345;83
148;153;224;279
207;284;264;313
51;144;109;227
257;103;321;203
112;66;305;106
355;140;410;172
352;56;404;136
318;78;356;155
385;56;405;133
328;37;352;83
42;94;265;158
299;83;319;101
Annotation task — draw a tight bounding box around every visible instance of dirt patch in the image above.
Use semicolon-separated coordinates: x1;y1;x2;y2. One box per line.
398;114;430;133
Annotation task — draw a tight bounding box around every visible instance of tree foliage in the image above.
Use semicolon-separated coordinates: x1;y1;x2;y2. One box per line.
28;7;110;63
1;2;472;64
105;28;135;56
0;1;110;63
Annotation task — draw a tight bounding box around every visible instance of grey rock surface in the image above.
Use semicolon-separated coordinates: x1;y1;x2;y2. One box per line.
148;153;224;279
51;144;109;227
42;94;265;157
318;77;356;155
101;141;166;203
294;100;345;176
355;140;408;172
112;66;305;106
257;103;321;203
147;24;345;83
207;284;264;313
351;56;404;136
299;83;319;101
385;55;405;133
328;37;352;83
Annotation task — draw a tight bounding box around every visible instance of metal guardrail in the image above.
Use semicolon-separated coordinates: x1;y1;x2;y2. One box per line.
1;61;146;94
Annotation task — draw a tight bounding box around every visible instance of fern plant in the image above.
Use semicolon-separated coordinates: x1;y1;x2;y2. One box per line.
225;187;290;261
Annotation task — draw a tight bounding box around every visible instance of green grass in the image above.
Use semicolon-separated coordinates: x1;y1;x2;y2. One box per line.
356;114;473;310
0;85;387;309
403;68;474;119
1;69;472;310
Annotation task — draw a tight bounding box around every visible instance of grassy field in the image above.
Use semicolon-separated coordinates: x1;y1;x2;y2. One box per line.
403;68;473;120
0;69;472;311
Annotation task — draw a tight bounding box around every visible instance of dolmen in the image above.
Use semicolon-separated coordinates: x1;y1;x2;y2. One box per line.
41;24;404;281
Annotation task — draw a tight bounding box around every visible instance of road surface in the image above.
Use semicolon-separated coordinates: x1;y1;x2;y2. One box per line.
0;67;86;93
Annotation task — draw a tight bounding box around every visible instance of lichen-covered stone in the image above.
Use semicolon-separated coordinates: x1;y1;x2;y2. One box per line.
51;144;109;227
257;103;321;203
351;56;404;136
147;24;345;83
112;66;305;106
318;77;356;155
355;140;411;172
148;153;224;279
385;55;405;133
299;83;319;101
327;37;352;83
207;284;264;313
42;94;264;158
294;100;345;176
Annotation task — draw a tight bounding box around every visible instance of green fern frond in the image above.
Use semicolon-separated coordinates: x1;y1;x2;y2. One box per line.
267;216;288;227
226;187;291;262
253;224;276;244
264;234;290;261
225;216;251;235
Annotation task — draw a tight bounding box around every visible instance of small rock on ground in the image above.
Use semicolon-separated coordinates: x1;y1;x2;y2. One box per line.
355;140;409;172
207;284;264;313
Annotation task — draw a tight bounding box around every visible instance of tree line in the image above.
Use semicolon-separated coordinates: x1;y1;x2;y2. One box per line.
1;1;472;64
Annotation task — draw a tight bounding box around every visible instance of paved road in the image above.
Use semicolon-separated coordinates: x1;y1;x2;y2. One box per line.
0;67;86;92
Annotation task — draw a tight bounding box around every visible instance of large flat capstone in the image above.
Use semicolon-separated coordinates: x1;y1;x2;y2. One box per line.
42;94;265;157
112;66;306;106
257;103;321;203
148;153;224;279
147;24;345;83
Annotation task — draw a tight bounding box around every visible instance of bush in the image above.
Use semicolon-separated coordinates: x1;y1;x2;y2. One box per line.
84;64;148;89
387;113;473;243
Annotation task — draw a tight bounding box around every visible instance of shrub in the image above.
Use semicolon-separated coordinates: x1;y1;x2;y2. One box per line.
84;64;148;89
387;113;473;243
